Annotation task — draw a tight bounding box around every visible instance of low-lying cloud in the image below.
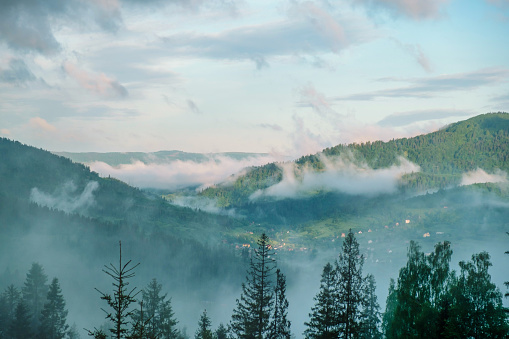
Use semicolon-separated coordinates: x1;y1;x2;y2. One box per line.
250;155;420;200
30;181;99;213
89;155;282;190
460;168;508;186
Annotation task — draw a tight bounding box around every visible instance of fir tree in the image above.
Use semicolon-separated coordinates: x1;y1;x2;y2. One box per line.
8;301;33;339
93;241;140;339
335;229;365;338
359;274;381;339
268;269;291;339
195;310;213;339
0;284;21;337
39;277;69;339
304;262;339;339
215;323;228;339
231;233;276;339
22;262;48;333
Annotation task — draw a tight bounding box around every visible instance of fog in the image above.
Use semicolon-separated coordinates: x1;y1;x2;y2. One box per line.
88;154;284;190
2;152;509;338
250;155;420;200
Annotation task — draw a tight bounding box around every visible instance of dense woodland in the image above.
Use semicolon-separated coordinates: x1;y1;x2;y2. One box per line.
1;232;507;338
1;113;509;337
201;112;509;207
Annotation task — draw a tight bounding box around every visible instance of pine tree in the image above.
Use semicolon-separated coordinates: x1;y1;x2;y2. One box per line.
268;269;291;339
304;262;339;339
8;301;33;339
231;233;276;339
159;297;180;339
359;274;381;339
195;310;213;339
93;241;140;339
22;262;48;333
39;277;69;339
381;279;396;338
335;229;365;338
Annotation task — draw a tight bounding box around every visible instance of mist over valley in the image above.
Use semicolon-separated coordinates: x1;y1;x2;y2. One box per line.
1;113;509;337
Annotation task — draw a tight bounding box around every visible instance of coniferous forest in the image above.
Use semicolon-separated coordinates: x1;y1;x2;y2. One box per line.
1;113;509;338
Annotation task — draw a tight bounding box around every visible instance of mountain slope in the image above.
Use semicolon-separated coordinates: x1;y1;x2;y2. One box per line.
200;112;509;207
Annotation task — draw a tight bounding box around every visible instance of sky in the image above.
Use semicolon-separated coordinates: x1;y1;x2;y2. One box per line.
1;0;509;156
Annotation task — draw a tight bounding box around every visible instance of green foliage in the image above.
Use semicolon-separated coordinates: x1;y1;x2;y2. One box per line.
39;277;69;339
269;269;291;339
8;301;33;339
22;262;48;333
195;310;213;339
384;241;508;338
231;233;277;339
94;242;140;339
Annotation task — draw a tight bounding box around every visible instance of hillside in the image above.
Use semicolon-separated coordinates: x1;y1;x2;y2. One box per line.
53;150;271;167
200;112;509;207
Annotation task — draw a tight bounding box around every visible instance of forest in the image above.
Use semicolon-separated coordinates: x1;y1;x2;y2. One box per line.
1;231;507;338
1;113;509;337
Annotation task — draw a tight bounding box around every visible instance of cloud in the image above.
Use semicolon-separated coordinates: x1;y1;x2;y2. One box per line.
1;129;11;135
187;99;202;114
88;155;281;190
393;39;432;72
351;0;450;20
63;62;128;98
250;155;420;200
30;181;99;214
29;117;57;132
160;10;373;67
258;123;283;131
170;196;236;216
460;168;508;186
340;67;509;100
0;0;122;55
296;83;337;117
377;109;473;127
0;58;37;85
288;1;346;53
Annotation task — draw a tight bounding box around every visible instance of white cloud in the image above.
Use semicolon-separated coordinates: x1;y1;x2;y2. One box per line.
89;155;283;190
30;181;99;213
251;154;420;199
29;117;57;132
63;62;128;98
460;168;508;186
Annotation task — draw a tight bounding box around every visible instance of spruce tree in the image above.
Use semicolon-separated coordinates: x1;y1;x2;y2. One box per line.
0;284;21;337
215;323;228;339
94;241;140;339
359;274;381;339
8;301;33;339
159;297;179;339
335;229;365;338
231;233;276;339
195;310;213;339
39;277;69;339
22;262;48;333
269;269;291;339
304;262;339;339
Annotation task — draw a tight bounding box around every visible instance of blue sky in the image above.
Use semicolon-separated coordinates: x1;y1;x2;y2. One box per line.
1;0;508;156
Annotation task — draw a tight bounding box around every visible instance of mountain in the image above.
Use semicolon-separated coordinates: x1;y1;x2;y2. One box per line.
200;112;509;208
53;150;271;167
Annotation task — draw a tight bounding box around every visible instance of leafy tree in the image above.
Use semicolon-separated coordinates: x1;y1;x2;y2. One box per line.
8;301;33;339
385;241;452;339
195;310;213;339
446;252;508;338
335;229;365;338
231;233;276;339
23;262;48;332
39;277;69;339
93;241;140;339
359;274;380;339
304;262;339;339
268;269;291;339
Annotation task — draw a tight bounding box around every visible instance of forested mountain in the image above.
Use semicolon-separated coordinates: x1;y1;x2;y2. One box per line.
53;150;271;167
201;112;509;207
